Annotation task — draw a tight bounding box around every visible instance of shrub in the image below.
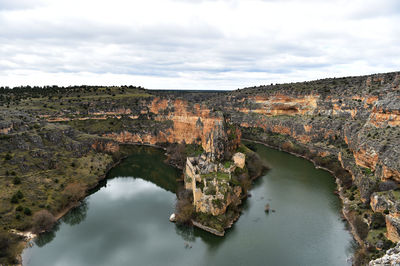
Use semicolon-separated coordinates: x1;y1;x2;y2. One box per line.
4;153;12;160
24;208;32;216
13;177;21;185
15;206;23;212
16;190;23;199
10;195;18;204
371;213;386;229
31;210;56;234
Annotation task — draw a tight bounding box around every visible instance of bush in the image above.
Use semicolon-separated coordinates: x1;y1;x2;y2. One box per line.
31;210;56;234
371;213;386;229
4;153;12;160
16;190;23;199
10;195;18;204
24;208;32;216
13;177;21;185
15;205;23;212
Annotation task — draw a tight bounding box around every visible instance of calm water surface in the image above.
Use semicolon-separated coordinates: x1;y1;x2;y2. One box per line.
22;144;355;266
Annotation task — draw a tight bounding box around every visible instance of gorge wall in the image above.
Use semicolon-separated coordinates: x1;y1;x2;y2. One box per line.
1;71;399;264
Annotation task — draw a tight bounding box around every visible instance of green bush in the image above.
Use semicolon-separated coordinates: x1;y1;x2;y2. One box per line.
13;177;21;185
10;195;18;204
15;206;23;212
371;213;386;229
16;190;23;199
24;208;32;216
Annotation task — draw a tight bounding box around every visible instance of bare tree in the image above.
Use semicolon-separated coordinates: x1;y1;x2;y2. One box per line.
32;210;56;234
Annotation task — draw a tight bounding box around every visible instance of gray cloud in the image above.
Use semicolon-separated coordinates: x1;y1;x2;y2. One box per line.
0;0;398;89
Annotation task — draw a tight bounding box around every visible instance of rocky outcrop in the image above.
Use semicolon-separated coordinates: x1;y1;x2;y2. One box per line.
370;243;400;265
387;215;400;243
232;152;245;169
184;154;242;217
91;139;120;154
370;191;400;215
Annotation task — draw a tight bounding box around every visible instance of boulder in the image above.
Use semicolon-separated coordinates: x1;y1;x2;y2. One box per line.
232;152;245;169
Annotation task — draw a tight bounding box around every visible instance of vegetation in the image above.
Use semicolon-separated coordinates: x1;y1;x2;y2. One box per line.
32;210;56;234
61;183;86;208
166;143;204;168
175;189;194;224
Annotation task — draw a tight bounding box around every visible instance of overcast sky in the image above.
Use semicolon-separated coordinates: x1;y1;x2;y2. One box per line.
0;0;399;90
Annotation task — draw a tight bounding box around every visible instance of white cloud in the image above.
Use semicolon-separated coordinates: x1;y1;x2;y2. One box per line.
0;0;398;89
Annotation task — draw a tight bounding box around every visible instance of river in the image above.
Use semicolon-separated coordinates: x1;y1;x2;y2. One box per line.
22;143;355;266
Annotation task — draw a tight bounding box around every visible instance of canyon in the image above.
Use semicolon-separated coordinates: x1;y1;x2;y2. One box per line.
0;71;399;264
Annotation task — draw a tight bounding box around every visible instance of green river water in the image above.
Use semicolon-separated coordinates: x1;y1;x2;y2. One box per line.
22;143;355;266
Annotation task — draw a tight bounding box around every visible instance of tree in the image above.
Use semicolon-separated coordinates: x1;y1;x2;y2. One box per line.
31;210;56;234
175;189;194;224
61;183;86;207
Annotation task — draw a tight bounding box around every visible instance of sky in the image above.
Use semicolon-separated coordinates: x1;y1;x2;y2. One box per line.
0;0;399;90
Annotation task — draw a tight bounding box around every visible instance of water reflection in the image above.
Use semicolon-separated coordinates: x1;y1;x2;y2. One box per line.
34;223;59;248
107;145;180;193
174;224;195;242
23;144;354;266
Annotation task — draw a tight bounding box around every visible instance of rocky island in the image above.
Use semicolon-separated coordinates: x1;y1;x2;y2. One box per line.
0;71;399;265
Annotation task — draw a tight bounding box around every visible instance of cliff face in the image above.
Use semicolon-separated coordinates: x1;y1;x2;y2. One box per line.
219;72;400;203
40;97;228;160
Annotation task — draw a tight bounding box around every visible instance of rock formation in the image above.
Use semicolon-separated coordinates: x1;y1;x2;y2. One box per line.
1;71;400;263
